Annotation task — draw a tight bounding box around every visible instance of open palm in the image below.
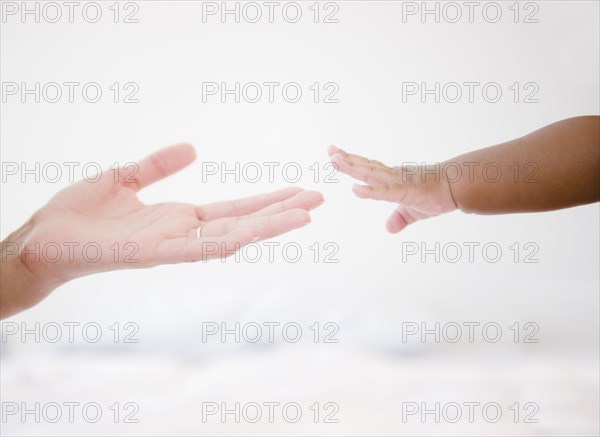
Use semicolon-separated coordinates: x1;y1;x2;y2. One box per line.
22;144;323;284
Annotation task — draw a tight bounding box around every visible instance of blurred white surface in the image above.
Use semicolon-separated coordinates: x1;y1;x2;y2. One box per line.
1;346;598;436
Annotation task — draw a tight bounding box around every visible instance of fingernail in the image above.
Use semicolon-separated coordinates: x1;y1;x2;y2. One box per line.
331;155;345;166
313;192;325;204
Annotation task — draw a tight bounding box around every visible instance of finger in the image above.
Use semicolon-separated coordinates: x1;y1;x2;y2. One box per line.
154;228;259;264
197;187;304;221
124;143;196;192
327;145;387;167
327;144;347;158
332;153;398;184
352;183;410;202
196;208;311;239
386;206;412;233
247;190;324;217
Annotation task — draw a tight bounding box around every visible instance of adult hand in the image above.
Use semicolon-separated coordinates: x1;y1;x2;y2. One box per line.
1;144;323;318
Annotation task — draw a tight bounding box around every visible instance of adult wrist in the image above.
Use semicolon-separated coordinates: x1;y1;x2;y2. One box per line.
0;220;62;319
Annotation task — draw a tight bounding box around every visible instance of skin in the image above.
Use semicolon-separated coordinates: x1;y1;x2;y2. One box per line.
329;116;600;233
0;144;324;319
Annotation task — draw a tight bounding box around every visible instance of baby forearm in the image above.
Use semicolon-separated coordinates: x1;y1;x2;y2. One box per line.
446;116;600;214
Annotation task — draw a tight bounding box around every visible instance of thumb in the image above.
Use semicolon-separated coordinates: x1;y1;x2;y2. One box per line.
386;206;414;233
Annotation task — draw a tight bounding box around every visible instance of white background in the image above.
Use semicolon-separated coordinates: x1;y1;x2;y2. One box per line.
1;1;599;435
